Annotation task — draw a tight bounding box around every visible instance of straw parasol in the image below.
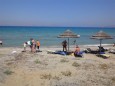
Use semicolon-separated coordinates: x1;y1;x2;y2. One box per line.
57;29;80;51
91;30;113;47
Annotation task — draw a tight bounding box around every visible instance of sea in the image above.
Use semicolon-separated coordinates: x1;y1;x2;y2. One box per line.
0;26;115;47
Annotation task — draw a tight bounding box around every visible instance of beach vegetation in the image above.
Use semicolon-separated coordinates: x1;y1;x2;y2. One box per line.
40;73;52;80
4;70;14;75
111;77;115;82
53;76;62;81
61;70;71;76
72;62;80;67
60;58;69;63
34;59;41;64
99;63;108;69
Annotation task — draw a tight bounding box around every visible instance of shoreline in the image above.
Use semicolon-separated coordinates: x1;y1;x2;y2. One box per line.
0;43;114;55
0;43;113;48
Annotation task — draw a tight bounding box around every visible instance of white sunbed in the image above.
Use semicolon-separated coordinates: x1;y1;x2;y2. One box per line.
109;49;115;54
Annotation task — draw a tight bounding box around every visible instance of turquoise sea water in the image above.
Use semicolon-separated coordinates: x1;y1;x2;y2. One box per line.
0;26;115;47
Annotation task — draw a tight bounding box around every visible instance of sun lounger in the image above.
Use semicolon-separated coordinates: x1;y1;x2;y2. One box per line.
85;46;108;54
85;48;98;54
109;49;115;54
96;54;110;59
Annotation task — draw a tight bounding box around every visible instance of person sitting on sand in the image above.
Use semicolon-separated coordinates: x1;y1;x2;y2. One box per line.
62;40;67;51
74;45;80;56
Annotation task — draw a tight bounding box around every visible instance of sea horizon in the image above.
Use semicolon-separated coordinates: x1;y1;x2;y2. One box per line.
0;26;115;28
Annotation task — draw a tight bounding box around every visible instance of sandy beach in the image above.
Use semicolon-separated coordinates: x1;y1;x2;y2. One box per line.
0;46;115;86
1;0;115;85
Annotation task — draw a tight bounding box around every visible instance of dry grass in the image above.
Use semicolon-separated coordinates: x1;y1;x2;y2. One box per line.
99;63;109;69
72;62;80;67
1;47;115;86
40;73;52;80
34;59;41;64
111;77;115;82
40;74;62;81
61;70;72;76
60;58;69;63
52;76;62;81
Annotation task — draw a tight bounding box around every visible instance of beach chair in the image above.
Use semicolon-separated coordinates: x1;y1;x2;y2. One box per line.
98;46;108;52
109;49;115;54
85;48;98;54
96;53;111;59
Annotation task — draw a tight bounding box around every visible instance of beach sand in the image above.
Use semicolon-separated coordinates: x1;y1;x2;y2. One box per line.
0;46;115;86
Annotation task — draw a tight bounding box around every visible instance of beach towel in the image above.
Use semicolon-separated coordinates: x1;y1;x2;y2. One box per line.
99;52;105;54
54;51;67;55
74;51;84;57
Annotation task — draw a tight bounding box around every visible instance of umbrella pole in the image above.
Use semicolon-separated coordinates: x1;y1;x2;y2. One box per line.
99;39;102;54
100;39;102;47
68;38;69;52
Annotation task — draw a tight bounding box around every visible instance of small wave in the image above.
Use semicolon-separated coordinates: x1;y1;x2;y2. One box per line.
83;44;113;47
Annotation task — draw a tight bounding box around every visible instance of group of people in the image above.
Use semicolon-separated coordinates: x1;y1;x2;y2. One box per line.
23;38;40;52
62;40;81;56
23;39;81;56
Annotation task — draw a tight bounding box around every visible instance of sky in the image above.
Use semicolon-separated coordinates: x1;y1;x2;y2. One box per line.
0;0;115;27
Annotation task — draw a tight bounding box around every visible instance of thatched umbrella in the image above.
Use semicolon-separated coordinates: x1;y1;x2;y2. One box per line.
57;29;80;51
91;30;113;47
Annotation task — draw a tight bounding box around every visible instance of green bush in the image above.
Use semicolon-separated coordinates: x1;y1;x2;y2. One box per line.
4;70;14;75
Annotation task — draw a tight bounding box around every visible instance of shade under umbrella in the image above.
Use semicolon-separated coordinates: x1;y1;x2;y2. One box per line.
91;30;113;49
58;29;80;51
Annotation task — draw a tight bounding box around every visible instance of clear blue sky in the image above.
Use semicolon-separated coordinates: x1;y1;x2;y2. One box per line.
0;0;115;27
